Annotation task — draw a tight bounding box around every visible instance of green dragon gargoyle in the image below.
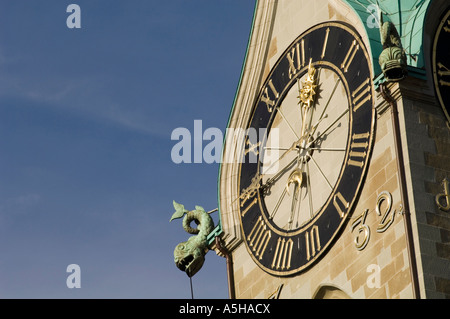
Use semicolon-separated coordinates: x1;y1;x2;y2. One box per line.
170;201;214;277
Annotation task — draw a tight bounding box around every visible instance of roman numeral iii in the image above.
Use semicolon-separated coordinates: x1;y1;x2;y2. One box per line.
352;78;372;112
271;237;293;270
348;132;370;168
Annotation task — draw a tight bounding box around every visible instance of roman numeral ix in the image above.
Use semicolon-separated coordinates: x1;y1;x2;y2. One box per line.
352;78;372;112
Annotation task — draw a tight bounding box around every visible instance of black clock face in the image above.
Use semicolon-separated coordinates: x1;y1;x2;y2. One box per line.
237;22;375;276
432;7;450;122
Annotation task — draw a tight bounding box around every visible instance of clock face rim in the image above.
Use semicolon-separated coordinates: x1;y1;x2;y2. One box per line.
237;21;375;276
432;7;450;123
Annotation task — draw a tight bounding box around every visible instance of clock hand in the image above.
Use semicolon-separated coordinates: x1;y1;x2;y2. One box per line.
299;62;321;136
289;184;304;230
270;187;288;220
265;156;303;223
264;146;291;151
238;154;298;203
260;136;302;178
298;79;309;139
238;132;302;203
268;66;321;227
267;148;307;228
236;173;262;205
262;157;298;194
292;108;348;210
310;107;349;146
286;167;304;218
238;136;303;205
278;106;300;140
305;67;321;131
300;114;328;141
263;63;320;193
308;78;341;140
286;167;304;195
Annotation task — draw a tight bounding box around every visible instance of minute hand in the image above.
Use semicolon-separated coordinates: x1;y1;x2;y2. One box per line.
310;107;349;145
260;137;301;177
261;157;298;192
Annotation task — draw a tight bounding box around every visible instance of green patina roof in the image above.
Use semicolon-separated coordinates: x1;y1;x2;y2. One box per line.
342;0;431;80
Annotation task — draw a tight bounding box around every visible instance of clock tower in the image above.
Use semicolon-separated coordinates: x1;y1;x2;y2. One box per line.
213;0;450;299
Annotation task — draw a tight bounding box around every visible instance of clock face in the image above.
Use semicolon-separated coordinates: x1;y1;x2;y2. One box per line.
237;22;375;276
432;7;450;122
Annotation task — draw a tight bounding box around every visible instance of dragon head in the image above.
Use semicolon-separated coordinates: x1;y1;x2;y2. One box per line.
173;237;207;278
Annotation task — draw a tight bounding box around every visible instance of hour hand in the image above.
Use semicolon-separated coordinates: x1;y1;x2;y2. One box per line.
237;174;262;204
285;168;304;196
261;157;298;195
286;168;305;228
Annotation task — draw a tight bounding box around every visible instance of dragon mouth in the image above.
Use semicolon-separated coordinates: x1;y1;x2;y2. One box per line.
176;255;194;272
175;254;205;278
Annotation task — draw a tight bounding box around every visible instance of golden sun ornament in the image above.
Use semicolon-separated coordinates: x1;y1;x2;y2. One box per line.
298;59;317;109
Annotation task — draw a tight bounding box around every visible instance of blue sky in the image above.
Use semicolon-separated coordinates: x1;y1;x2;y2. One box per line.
0;1;255;298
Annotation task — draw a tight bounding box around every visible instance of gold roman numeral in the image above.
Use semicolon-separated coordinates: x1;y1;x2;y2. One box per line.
271;237;293;270
348;132;370;168
239;174;261;217
305;225;321;261
352;78;372;112
440;80;450;87
333;192;350;218
244;137;261;156
241;197;257;217
444;19;450;33
341;40;359;73
261;79;279;112
287;39;306;79
248;216;271;260
437;62;450;87
321;28;330;59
